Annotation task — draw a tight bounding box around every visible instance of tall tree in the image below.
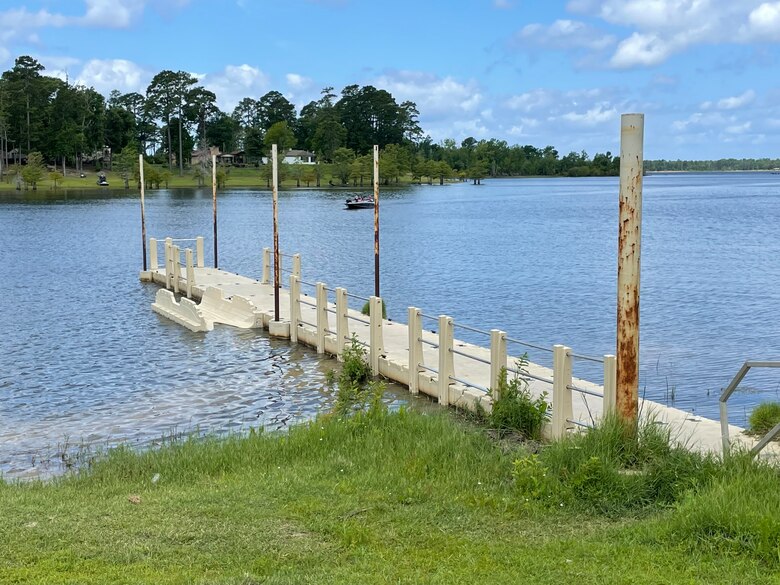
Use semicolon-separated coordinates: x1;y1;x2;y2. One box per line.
257;91;296;131
185;87;218;150
264;121;296;154
145;70;196;174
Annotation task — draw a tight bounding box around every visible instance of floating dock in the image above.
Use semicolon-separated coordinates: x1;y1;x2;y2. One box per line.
140;236;778;457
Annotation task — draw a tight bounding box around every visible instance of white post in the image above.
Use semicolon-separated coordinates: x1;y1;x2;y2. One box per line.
292;253;301;280
408;307;422;395
438;315;454;406
369;296;384;376
603;354;617;417
172;245;181;294
616;113;645;424
490;329;507;399
335;287;348;361
149;238;158;271
552;345;573;439
185;248;194;298
289;274;301;343
196;236;204;268
262;247;271;284
316;282;327;354
165;237;173;289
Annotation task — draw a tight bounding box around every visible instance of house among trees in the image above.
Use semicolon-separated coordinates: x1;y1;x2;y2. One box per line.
260;149;316;165
192;146;220;166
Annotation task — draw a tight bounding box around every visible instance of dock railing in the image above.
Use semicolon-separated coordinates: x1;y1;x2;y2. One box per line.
284;271;617;438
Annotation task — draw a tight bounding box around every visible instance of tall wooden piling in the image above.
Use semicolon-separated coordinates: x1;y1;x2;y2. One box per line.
212;153;218;268
616;113;644;423
373;144;380;298
139;154;147;271
272;144;280;322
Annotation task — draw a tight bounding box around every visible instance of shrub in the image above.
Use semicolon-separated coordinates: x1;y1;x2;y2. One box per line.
360;299;387;319
487;359;549;441
328;335;384;417
666;454;780;566
748;401;780;436
513;414;720;517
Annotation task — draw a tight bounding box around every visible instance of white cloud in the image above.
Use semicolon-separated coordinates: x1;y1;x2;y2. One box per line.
372;70;482;119
516;19;615;51
717;90;756;110
743;2;780;40
75;59;149;93
505;89;554;113
285;73;313;90
201;64;271;112
560;104;618;126
610;32;676;68
725;121;752;134
494;0;514;8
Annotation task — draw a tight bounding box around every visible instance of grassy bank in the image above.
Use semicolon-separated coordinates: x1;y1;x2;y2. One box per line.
1;405;779;584
0;166;418;193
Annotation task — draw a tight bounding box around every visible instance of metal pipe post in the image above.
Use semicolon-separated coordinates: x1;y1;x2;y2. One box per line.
139;154;147;271
616;113;644;424
373;144;380;297
212;154;218;268
272;144;280;322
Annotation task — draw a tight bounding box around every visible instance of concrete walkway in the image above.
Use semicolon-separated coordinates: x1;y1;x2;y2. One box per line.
141;264;779;460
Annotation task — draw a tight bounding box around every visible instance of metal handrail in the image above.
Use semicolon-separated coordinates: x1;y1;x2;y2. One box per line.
567;384;603;399
720;360;780;456
453;322;492;337
506;336;553;354
451;347;491;366
571;352;604;363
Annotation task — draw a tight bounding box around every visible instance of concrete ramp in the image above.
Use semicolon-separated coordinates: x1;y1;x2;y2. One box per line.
152;289;213;332
151;287;264;332
198;287;265;329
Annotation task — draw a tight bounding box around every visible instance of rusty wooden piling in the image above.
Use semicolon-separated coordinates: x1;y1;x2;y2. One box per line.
616;113;644;423
373;144;380;298
139;154;147;271
212;153;218;269
272;144;280;322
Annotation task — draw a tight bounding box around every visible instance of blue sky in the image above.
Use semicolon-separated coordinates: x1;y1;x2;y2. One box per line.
2;0;780;159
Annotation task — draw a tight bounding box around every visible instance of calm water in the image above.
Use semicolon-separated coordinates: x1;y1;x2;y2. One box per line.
2;173;779;477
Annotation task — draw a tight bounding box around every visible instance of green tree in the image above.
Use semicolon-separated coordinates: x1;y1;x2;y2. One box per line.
146;70;197;175
115;143;139;188
332;147;355;185
21;150;44;189
258;91;296;131
264;121;296;154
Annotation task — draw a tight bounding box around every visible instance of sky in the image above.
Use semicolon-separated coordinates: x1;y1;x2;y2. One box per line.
2;0;780;160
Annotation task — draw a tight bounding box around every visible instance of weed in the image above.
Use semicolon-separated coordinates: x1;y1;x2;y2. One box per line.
487;358;549;441
514;414;720;517
328;335;385;417
360;299;387;319
748;401;780;436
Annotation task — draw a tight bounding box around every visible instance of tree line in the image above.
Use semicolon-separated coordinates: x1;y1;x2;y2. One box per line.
0;54;663;186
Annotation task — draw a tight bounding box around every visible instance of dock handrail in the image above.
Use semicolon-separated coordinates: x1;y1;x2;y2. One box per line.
719;360;780;456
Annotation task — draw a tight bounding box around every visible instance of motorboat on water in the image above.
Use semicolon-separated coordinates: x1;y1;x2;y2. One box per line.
344;195;374;209
97;173;109;186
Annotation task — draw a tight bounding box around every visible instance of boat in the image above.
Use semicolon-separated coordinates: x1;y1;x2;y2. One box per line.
344;196;374;209
96;173;109;186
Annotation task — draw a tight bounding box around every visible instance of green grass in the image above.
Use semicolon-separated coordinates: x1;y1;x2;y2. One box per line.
749;402;780;436
2;406;779;584
0;166;418;193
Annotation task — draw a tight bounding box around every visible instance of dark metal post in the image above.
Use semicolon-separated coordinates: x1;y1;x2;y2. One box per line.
272;144;280;322
373;145;380;297
616;113;644;424
212;154;218;268
139;154;147;271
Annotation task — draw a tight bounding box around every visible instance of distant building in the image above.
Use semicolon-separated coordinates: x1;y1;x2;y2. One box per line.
261;150;317;165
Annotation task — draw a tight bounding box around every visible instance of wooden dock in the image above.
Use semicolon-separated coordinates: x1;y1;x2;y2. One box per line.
139;237;777;458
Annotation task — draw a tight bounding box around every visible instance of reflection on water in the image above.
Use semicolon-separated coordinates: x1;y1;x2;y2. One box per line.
1;174;780;477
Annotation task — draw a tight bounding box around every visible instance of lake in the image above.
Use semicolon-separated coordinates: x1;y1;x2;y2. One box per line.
2;173;779;478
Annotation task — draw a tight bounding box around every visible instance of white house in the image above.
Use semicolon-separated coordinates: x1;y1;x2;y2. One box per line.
261;149;317;165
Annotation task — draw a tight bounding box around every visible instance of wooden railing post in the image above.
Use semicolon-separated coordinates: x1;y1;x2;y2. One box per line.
603;354;617;417
369;296;384;376
292;253;301;280
408;307;422;395
165;237;173;289
172;245;181;294
552;345;573;439
149;238;158;271
289;274;301;343
262;247;271;284
438;315;454;406
490;329;507;400
196;236;205;268
185;248;194;299
316;282;327;354
335;287;348;361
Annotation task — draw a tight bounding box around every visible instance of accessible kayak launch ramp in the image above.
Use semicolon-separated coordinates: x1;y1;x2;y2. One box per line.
152;287;266;332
